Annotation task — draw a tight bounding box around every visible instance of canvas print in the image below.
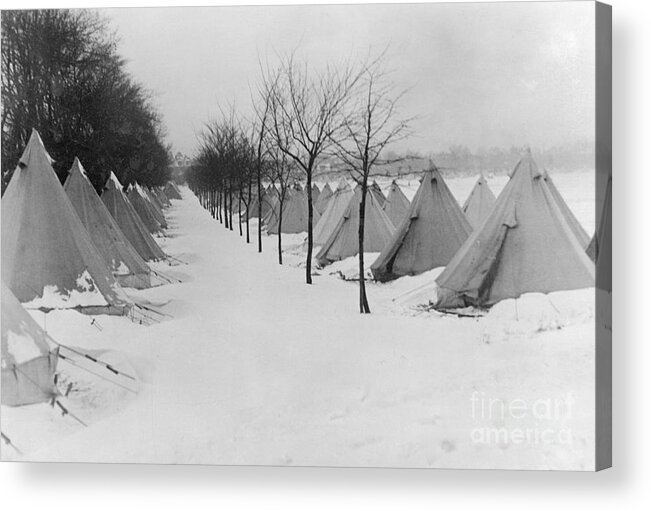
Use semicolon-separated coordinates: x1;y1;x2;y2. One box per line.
1;1;611;470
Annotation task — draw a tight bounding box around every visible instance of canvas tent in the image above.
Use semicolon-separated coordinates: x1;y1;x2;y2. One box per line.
64;158;151;289
311;184;321;203
266;185;320;234
370;181;386;206
260;185;278;220
1;283;60;406
1;130;132;315
462;174;496;229
128;185;165;233
371;167;473;282
146;186;166;212
261;187;280;226
383;180;411;226
140;185;168;228
588;176;611;292
164;181;183;200
544;172;590;248
316;185;395;266
155;187;172;208
314;182;333;215
313;180;354;245
101;172;167;262
435;152;595;308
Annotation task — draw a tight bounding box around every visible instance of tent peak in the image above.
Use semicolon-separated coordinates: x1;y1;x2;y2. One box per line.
18;128;54;169
70;157;89;179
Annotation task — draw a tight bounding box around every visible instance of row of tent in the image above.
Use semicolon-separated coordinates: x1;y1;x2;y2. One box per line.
247;149;602;308
1;129;183;407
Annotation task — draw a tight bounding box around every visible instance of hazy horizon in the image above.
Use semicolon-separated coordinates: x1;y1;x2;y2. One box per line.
103;2;596;157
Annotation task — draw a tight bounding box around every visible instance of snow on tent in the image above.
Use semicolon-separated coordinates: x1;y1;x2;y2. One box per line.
371;166;473;282
462;174;496;229
383;180;411;226
316;184;395;266
1;130;132;316
101;172;167;262
266;185;320;235
64;158;152;289
544;171;590;249
313;179;354;245
314;182;333;215
127;185;165;233
164;181;183;200
435;151;595;309
1;283;59;406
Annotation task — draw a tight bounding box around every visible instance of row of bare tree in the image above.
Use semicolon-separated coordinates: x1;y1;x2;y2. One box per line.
188;50;411;313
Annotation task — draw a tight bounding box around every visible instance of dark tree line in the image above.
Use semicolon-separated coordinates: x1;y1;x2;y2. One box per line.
1;9;170;194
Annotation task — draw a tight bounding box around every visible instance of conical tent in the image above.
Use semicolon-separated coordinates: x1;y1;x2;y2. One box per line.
1;130;132;315
64;158;151;289
155;187;172;208
586;233;597;262
312;184;321;203
267;186;320;234
146;186;166;212
141;185;168;229
544;172;590;248
1;282;59;406
101;173;167;262
244;192;260;219
314;182;333;214
164;181;182;200
316;185;395;266
370;181;386;206
590;176;611;292
128;185;163;233
383;180;411;226
313;180;354;245
261;186;280;226
435;152;595;308
371;167;473;282
462;174;496;228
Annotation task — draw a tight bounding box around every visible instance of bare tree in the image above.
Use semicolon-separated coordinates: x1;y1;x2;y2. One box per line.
332;58;411;313
262;53;362;284
250;84;273;253
265;144;295;265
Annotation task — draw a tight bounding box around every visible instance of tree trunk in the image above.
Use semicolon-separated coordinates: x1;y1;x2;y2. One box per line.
224;189;229;229
358;182;371;314
238;192;243;237
257;169;263;252
219;190;223;224
246;178;251;244
305;170;314;284
278;204;283;265
228;186;233;231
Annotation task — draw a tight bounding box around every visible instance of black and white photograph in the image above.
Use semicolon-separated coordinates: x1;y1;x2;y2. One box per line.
1;0;611;474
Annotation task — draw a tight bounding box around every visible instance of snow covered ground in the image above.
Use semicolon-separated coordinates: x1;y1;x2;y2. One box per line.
1;172;596;470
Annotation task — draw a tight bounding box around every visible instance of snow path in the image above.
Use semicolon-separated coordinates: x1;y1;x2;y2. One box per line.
2;186;595;469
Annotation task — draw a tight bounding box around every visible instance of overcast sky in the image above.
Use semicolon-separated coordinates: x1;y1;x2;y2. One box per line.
103;1;595;156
